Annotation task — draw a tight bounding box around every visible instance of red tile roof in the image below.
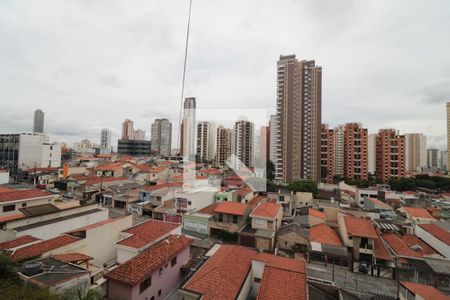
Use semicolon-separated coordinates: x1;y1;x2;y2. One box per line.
0;235;40;250
183;245;257;300
71;175;127;186
419;224;450;246
252;253;306;273
309;224;342;246
403;207;435;220
201;168;222;175
150;166;168;173
117;220;180;249
373;233;393;261
134;164;152;173
382;233;437;258
257;266;307;300
52;253;93;263
214;202;249;216
9;235;81;262
96;162;126;171
248;195;265;208
0;186;14;193
105;235;191;286
142;182;182;192
309;208;326;220
250;202;281;219
0;212;25;223
401;282;450;300
343;215;378;239
0;189;54;203
368;198;392;209
198;203;220;215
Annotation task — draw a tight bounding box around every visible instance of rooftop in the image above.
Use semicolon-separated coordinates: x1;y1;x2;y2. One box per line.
253;252;306;273
400;281;450;300
0;189;54;203
309;224;342;246
105;235;191;286
0;235;40;250
418;223;450;246
214;202;249;216
117;219;180;249
197;202;220;215
52;252;93;263
250;202;281;219
309;208;326;220
257;266;306;300
343;215;378;239
403;207;435;219
95;162;126;171
382;232;437;258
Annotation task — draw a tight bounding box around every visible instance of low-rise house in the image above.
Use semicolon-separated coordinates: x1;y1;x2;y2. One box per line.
400;206;436;224
214;189;237;202
357;188;379;207
179;244;307;300
294;208;326;228
105;235;191;300
294;192;315;211
399;281;450;300
415;223;450;258
0;189;57;217
364;197;393;211
174;187;216;213
95;162;138;178
308;223;350;267
267;191;295;217
240;202;282;251
115;219;181;264
382;232;439;262
182;203;218;237
209;202;251;236
276;223;309;253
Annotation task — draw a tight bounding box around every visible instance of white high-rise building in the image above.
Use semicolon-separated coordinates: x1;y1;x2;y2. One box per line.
151;119;172;157
100;128;112;154
269;115;277;164
427;148;439;170
196;122;216;162
33;109;45;133
404;133;427;172
368;134;377;175
233;120;254;169
181;97;196;159
133;129;146;141
333;125;345;177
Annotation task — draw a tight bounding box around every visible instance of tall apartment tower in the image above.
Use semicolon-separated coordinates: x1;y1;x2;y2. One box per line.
333;125;345;178
368;134;377;174
259;126;270;166
269;115;277;164
133;129;146;141
440;150;448;171
321;125;335;183
375;129;405;182
427;148;439;170
181;97;196;159
215;126;232;166
447;102;450;170
344;123;368;180
275;55;322;182
196;121;216;162
122;119;134;140
100;128;112;153
151;119;172;157
404;133;427;172
33;109;45;133
233;120;254;169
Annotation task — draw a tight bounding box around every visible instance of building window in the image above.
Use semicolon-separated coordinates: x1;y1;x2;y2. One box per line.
22;203;27;208
218;214;223;222
188;201;192;205
2;205;15;213
254;277;261;283
140;276;151;294
158;290;162;296
151;297;155;300
171;256;177;267
233;215;238;224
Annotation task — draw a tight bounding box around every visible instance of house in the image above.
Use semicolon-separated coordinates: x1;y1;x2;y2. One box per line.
214;190;237;202
399;281;450;300
182;203;218;237
364;197;393;211
399;207;436;224
267;191;295;217
308;223;349;267
415;223;450;258
356;188;379;207
105;235;191;300
174;187;216;213
294;208;326;227
115;219;181;264
382;232;439;261
0;189;57;217
240;202;283;251
209;202;251;238
294;192;315;210
338;214;378;261
179;244;307;300
276;223;309;253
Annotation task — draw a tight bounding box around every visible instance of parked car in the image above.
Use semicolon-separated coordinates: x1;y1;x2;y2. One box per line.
36;184;47;189
63;193;74;199
49;188;60;194
358;261;368;274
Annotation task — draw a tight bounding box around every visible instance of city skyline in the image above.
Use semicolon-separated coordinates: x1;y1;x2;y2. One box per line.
0;1;449;149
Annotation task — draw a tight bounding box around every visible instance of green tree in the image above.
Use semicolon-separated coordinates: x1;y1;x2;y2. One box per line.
287;180;318;198
266;160;275;181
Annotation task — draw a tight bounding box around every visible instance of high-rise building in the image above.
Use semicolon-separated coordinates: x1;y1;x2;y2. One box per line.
233;120;254;169
258;126;270;166
269;115;277;164
196;121;216;162
427;148;439;170
404;133;427;172
447;102;450;170
375;129;405;182
215;126;232;166
440;150;448;171
33;109;44;133
151;119;172;157
100;128;112;154
333;125;345;178
343;123;368;180
275;55;322;182
122;119;134;140
181;97;196;159
368;134;377;175
321;125;335;183
133;129;146;141
118;139;151;156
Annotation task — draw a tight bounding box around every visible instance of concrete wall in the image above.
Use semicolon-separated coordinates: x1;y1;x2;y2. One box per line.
276;231;308;251
183;214;210;235
0;171;9;184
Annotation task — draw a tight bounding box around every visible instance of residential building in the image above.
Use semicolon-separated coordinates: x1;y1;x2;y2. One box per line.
440;150;448;171
174;188;216;214
100;128;112;154
151;119;172;157
106;235;191;300
447;102;450;171
215;126;232;166
209;201;251;235
33;109;44;133
196;121;216;162
0;169;8;184
321;124;335;183
415;223;450;258
181;97;196;159
399;281;450;300
404;133;427;172
118;139;151;156
122;119;134;140
269;115;277;164
276;223;309;253
74;139;99;154
0;189;57;218
293;208;326;227
368;133;377;174
308;223;350;267
275;54;322;182
334;125;345;178
233;120;254;169
0;133;61;175
375;129;406;182
427;148;439;170
344;123;368;180
258;126;270;166
133;129;146;141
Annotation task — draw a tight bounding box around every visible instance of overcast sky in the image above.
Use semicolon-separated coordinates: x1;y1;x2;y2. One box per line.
1;0;449;150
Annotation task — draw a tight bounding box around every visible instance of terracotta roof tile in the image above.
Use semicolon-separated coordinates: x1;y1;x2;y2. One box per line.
52;253;93;263
257;266;307;300
309;208;326;220
0;212;26;223
214;202;249;216
403;207;435;219
344;215;378;239
0;189;54;203
198;203;220;215
373;233;393;261
117;219;180;249
309;224;342;246
419;224;450;246
250;202;281;219
183;245;257;300
95;162;126;171
252;253;306;273
248;195;265;208
0;235;40;250
105;235;191;286
382;233;437;258
401;282;450;300
0;186;14;193
368;198;392;209
9;235;81;262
